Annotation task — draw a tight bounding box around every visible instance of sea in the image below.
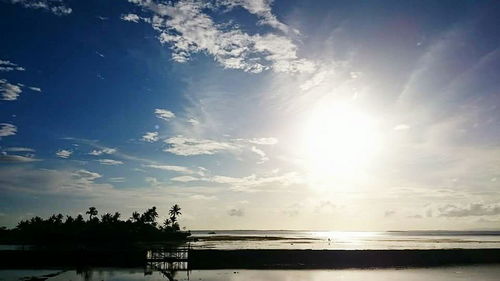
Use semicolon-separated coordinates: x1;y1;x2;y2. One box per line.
189;230;500;250
1;230;500;281
2;266;500;281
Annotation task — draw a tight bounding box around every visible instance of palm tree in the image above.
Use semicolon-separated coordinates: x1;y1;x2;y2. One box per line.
101;213;113;223
163;218;172;228
130;211;141;223
86;207;98;220
141;206;158;225
112;212;121;222
169;204;182;218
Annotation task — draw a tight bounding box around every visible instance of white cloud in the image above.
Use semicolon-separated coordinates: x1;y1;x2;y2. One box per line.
247;137;278;145
145;164;195;174
190;194;216;200
251;146;268;163
0;167;109;195
89;147;116;156
219;0;291;34
187;118;200;126
73;169;102;181
56;149;72;159
0;79;40;100
171;175;200;182
208;172;301;192
109;177;126;183
211;172;299;191
438;203;500;217
155;108;176;120
0;123;17;137
28;87;42;92
300;70;330;91
128;0;314;73
0;79;22;101
142;131;159;142
0;154;39;163
9;0;72;16
0;59;25;72
121;13;141;22
97;159;124;165
164;135;238;156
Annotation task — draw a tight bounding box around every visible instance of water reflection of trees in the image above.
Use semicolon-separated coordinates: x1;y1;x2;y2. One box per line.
76;265;187;281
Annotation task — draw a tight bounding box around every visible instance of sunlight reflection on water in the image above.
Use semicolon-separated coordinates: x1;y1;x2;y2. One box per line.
190;230;500;250
3;266;500;281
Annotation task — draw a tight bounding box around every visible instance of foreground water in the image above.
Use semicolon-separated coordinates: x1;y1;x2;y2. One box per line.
191;230;500;249
2;265;500;281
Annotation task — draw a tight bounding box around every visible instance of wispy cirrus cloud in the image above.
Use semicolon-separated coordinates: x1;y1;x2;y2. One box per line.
8;0;72;16
3;147;35;152
0;79;22;101
210;172;301;192
169;171;302;192
438;203;500;217
144;164;196;174
164;135;239;156
0;167;110;195
127;0;315;73
97;159;124;165
0;123;17;137
109;177;126;183
28;86;41;92
0;154;39;163
251;146;268;163
170;175;199;182
163;135;279;162
1;79;41;101
246;137;278;145
0;59;25;72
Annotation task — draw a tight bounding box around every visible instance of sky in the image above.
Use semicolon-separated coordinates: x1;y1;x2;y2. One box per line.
1;0;500;231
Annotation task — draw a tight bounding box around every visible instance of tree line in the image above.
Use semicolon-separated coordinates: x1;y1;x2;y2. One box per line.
0;204;190;245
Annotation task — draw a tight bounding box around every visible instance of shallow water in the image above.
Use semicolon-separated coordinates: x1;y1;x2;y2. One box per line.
2;265;500;281
191;230;500;249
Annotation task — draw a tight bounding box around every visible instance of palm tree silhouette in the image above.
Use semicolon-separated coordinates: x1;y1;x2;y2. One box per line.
169;204;182;218
163;218;172;228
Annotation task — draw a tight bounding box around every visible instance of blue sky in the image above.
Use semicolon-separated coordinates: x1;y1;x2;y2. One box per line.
1;0;500;230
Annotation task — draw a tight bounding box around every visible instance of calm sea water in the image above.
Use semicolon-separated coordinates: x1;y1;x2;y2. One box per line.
2;266;500;281
190;230;500;249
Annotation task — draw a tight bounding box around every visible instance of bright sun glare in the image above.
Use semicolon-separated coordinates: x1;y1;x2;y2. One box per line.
303;101;382;186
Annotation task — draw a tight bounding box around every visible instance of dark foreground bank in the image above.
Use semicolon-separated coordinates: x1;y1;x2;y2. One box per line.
2;248;500;269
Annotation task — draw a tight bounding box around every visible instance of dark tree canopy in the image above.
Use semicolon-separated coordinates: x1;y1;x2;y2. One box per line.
0;205;189;245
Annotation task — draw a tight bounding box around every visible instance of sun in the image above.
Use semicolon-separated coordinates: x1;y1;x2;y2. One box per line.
302;101;382;186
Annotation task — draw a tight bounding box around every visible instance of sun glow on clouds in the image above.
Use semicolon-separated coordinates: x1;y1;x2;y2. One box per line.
301;101;383;188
